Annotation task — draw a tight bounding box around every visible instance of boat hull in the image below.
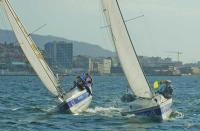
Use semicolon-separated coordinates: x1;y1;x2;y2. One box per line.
121;98;172;120
58;87;92;114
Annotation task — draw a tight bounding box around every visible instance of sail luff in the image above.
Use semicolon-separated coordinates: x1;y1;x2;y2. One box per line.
1;0;62;97
101;0;153;98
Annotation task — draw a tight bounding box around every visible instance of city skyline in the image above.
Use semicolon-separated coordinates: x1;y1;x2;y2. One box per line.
0;0;200;63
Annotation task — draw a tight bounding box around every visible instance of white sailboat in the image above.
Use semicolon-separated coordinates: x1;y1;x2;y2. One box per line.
0;0;92;114
101;0;173;120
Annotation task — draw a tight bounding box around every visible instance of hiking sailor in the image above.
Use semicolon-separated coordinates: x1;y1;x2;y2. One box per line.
154;80;173;99
85;73;93;87
74;73;92;95
81;73;92;95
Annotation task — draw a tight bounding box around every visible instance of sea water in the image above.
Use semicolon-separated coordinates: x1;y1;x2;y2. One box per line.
0;75;199;130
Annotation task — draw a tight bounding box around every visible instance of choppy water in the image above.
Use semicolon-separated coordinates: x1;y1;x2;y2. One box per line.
0;75;200;130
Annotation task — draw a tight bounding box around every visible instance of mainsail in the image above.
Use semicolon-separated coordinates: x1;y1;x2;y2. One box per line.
101;0;153;98
0;0;62;97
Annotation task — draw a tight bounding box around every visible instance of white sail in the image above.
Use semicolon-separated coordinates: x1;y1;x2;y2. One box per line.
101;0;153;98
0;0;62;97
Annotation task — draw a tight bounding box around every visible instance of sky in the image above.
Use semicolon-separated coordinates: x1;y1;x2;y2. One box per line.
0;0;200;63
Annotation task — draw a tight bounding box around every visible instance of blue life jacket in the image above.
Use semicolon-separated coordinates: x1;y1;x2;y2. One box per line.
80;73;86;82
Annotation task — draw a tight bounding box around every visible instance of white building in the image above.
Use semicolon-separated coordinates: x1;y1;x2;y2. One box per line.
89;58;112;74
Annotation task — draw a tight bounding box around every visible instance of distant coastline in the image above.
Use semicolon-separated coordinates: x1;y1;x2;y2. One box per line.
0;73;195;77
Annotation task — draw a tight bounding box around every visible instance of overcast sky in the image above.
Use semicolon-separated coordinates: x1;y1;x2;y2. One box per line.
0;0;200;63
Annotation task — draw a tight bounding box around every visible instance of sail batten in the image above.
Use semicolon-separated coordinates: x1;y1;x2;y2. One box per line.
101;0;153;98
1;0;62;97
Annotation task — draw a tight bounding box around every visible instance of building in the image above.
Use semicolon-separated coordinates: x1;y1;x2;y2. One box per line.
89;58;112;74
72;55;89;74
9;61;27;72
73;55;89;69
45;41;73;71
179;67;200;75
99;59;112;74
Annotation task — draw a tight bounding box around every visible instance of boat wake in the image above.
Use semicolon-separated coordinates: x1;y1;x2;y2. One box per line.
10;106;57;114
86;106;122;116
170;110;184;120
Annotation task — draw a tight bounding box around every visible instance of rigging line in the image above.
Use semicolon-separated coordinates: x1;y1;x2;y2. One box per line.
0;7;3;25
115;0;153;97
103;4;116;44
2;2;64;96
104;3;133;90
5;0;64;96
101;1;127;91
125;15;144;23
100;1;116;52
5;0;57;81
101;1;116;49
1;5;19;45
0;5;7;29
28;24;47;36
100;15;144;29
0;4;13;46
0;5;18;47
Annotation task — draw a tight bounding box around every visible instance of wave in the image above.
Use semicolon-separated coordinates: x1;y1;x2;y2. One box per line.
87;106;122;113
170;110;184;120
86;106;122;117
10;105;57;114
11;107;22;111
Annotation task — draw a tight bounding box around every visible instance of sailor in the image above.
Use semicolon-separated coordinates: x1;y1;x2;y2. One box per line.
155;80;173;99
85;73;93;87
74;76;85;90
80;73;92;95
121;85;136;103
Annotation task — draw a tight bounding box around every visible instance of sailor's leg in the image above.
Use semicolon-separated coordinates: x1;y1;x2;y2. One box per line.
85;86;92;95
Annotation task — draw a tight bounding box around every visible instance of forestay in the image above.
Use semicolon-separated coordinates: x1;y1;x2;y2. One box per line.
101;0;153;98
0;0;62;97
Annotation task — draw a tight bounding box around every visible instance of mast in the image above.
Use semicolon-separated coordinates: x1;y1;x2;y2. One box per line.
0;0;64;97
101;0;153;98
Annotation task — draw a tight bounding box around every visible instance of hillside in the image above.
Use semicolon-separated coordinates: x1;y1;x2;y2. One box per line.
0;29;114;57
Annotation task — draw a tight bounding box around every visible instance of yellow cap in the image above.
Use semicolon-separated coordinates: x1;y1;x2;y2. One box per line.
153;81;159;89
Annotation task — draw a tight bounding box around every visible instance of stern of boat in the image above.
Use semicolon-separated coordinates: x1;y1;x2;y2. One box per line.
121;94;172;120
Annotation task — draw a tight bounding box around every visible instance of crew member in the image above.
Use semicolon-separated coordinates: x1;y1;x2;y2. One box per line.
80;73;92;95
156;80;173;99
74;76;85;90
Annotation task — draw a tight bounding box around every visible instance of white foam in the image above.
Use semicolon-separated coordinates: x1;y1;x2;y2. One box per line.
86;106;122;114
11;107;21;111
170;110;184;120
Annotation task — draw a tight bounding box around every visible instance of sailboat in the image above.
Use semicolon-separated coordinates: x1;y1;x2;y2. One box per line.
0;0;92;114
101;0;173;120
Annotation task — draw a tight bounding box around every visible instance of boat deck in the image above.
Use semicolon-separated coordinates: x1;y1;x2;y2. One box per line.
63;87;84;100
121;98;158;112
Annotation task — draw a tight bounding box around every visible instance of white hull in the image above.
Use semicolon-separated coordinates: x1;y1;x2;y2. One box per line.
121;95;172;120
58;87;92;114
70;95;92;114
159;98;172;120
